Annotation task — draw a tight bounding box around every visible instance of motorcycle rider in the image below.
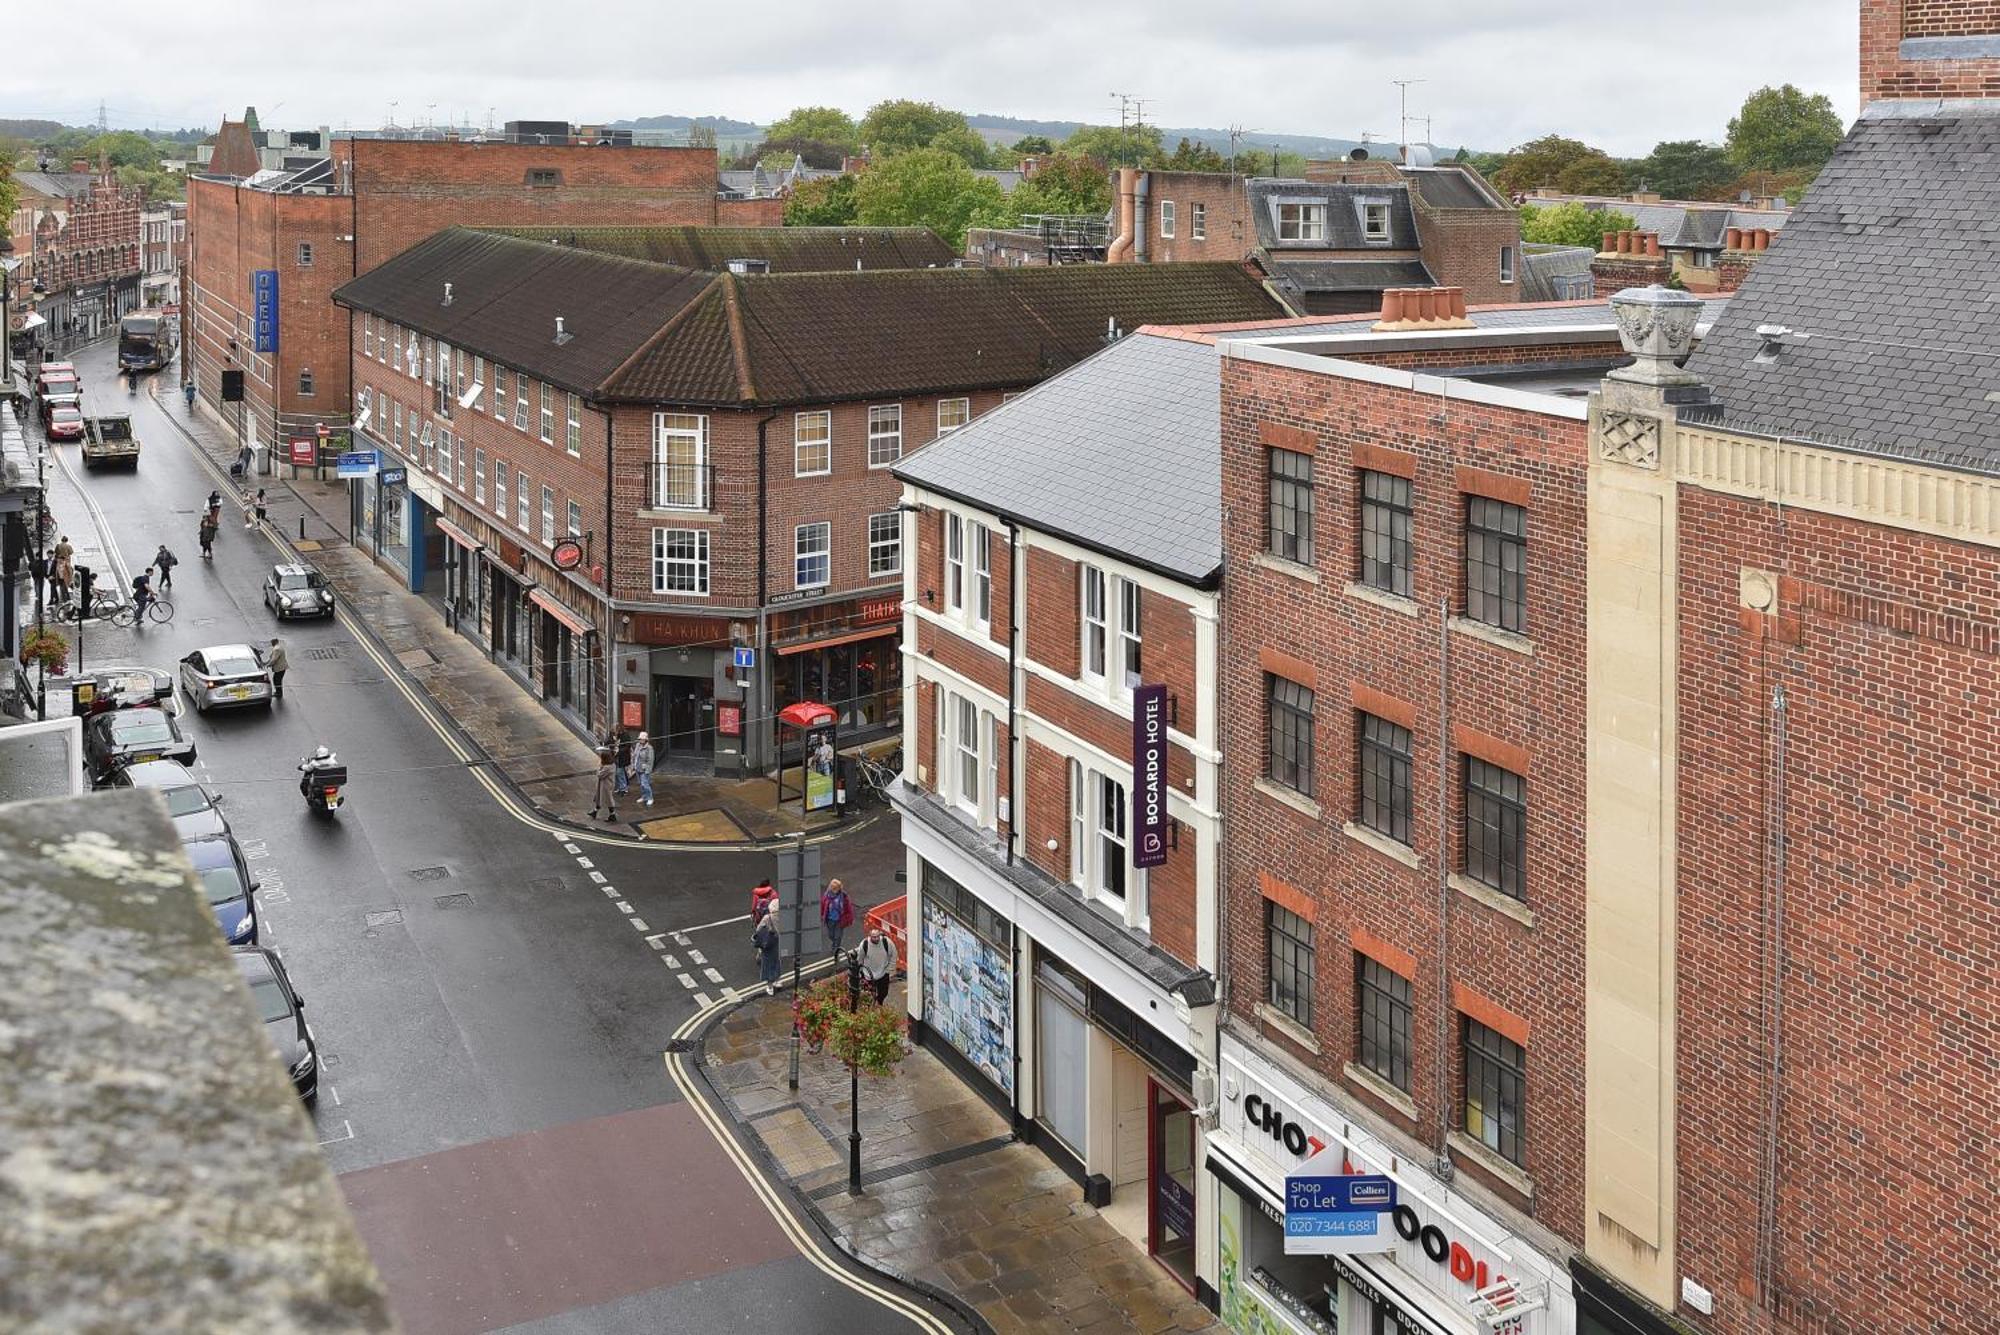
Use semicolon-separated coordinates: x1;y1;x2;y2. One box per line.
298;745;340;798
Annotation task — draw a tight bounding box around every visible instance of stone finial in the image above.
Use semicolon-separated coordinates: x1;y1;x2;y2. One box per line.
1607;284;1706;390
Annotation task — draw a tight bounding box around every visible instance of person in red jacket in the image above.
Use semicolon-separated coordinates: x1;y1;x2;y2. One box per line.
820;878;856;955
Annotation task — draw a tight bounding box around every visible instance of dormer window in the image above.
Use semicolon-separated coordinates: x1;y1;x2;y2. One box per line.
1278;203;1326;242
1363;201;1391;243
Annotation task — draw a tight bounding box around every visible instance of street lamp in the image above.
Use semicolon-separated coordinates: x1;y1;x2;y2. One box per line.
844;948;864;1195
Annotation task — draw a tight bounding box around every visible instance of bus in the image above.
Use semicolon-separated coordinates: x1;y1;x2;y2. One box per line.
118;309;177;373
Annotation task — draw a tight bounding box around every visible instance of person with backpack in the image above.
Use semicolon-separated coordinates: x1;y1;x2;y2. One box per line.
152;544;178;592
820;878;855;956
197;514;217;560
750;877;777;922
752;907;782;996
857;923;898;1005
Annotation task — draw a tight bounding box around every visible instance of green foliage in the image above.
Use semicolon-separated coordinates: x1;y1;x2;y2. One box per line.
1726;84;1845;173
115;164;182;203
858;99;970;156
783;173;859;227
80;131;163;170
764;106;859;152
1009;134;1054;157
0;159;16;228
852;148;1006;249
927;124;992;169
1163;137;1227;172
1519;201;1636;249
1492;134;1627;197
1636;140;1736;200
1007;154;1113;219
743;134;848;170
794;976;909;1077
1062;123;1163;169
686;123;717;150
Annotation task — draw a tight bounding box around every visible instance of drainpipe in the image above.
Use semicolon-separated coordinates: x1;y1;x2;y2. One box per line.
603;408;616;736
755;409;779;768
1133;171;1150;263
1106;167;1137;263
1004;518;1020;867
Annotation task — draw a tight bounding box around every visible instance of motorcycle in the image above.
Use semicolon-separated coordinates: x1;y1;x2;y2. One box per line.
300;754;347;815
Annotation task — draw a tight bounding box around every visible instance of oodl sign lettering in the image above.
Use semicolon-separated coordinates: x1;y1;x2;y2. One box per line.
1132;683;1168;868
252;269;279;353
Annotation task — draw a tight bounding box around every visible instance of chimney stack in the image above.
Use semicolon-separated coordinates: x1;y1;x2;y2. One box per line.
1371;286;1475;332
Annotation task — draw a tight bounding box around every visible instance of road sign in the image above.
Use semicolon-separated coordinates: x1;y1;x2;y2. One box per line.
1285;1153;1395;1256
289;438;316;466
335;450;380;479
733;646;756;670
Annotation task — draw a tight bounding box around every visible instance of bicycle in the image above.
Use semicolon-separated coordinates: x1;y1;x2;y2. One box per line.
64;591;122;623
856;747;905;806
108;598;174;628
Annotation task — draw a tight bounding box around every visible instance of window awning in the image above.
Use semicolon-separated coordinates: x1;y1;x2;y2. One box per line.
434;517;480;550
530;588;593;635
775;625;899;655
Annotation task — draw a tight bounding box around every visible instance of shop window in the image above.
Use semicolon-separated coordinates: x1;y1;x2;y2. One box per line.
868;404;902;466
868;512;901;577
1355;955;1412;1092
1267;902;1314;1027
795;409;831;476
1463;1018;1525;1166
652;527;710;595
795;522;830;589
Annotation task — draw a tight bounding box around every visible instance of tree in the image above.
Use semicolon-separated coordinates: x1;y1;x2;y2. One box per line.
1007;153;1113;219
80;131;163;170
115;164;183;203
1636;140;1736;199
852;147;1007;249
0;159;16;229
784;173;859;227
1062;123;1163;169
1163;137;1227;172
746;134;848;170
1726;84;1844;173
857;100;969;156
927;124;992;169
1009;134;1054;157
1492;134;1625;197
1519;201;1636;248
763;106;859;153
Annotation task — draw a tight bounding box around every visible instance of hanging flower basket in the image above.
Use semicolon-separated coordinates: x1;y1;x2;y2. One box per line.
19;626;69;677
792;974;909;1077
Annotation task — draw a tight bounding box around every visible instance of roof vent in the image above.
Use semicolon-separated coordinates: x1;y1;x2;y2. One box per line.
1753;323;1808;365
442;282;453;307
554;316;573;346
726;257;771;275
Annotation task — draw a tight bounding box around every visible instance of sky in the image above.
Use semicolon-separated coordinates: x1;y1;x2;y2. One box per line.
9;1;1859;157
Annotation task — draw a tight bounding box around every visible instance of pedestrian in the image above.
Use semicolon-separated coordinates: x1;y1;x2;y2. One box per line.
820;877;855;955
152;543;177;591
234;444;253;478
130;568;154;623
590;747;618;822
750;876;777;923
206;489;222;523
183;380;195;410
51;535;73;604
265;637;288;699
752;907;782;995
254;486;268;525
610;729;631;796
631;731;655;806
857;923;897;1005
242;502;255;532
198;516;216;560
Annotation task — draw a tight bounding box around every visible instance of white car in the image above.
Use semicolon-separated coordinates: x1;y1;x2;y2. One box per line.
179;644;275;713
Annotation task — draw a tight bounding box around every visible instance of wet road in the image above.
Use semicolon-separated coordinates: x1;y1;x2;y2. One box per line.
41;344;923;1333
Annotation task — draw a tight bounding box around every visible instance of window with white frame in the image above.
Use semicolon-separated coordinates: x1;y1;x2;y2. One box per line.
1191;201;1207;240
1117;578;1143;687
945;513;965;612
868;404;902;466
1160;200;1175;238
494;460;509;517
795;410;831;476
297;241;313;267
493;366;510;418
392;398;403;449
517;470;531;533
1499;243;1517;284
354;386;373;432
541;486;556;545
539;383;555;444
298;368;314;396
436;427;452;480
475;449;487;504
431;341;450;417
1081;566;1108;680
955;696;981;815
565;393;582;455
419;420;435;473
513;376;530;431
795;522;830;588
1278;202;1326;241
972;522;992;627
1095;772;1127;901
453;347;467;404
1069;759;1086;886
868;512;901;577
363;314;375;359
651;412;708;510
652;528;710;595
1363;201;1391;242
937;397;970;436
567;499;582;537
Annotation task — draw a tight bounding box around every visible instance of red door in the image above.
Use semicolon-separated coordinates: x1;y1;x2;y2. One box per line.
1146;1079;1198;1292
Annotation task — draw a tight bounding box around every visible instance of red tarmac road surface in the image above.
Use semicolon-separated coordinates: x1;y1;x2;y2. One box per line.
340;1101;791;1335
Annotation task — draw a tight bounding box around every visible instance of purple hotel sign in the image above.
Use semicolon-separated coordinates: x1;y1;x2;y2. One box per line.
1133;683;1169;868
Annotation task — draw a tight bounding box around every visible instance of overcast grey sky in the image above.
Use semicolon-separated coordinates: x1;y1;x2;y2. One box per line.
13;1;1858;156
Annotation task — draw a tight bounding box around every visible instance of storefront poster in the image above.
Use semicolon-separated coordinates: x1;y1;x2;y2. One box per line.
920;902;1013;1096
717;703;743;737
289;437;316;466
804;722;837;811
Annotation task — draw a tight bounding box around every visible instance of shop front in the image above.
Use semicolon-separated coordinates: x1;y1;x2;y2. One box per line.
620;611;746;771
1208;1036;1574;1335
436;516;486;646
769;592;902;745
530;588;597;731
347;447;433;594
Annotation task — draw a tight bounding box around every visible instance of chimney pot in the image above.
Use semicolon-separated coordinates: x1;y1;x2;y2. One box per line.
1725;226;1742;250
1420;289;1443;321
1755;228;1772;250
1644;232;1660;257
1450;287;1468;320
1613;231;1630;254
1381;290;1407;323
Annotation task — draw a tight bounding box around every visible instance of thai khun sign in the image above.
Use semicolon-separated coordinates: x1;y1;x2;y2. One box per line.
1132;683;1168;868
252;269;279;353
1285;1149;1396;1255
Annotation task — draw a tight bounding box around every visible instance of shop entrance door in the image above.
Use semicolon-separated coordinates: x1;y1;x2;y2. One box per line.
1148;1080;1198;1292
658;676;714;757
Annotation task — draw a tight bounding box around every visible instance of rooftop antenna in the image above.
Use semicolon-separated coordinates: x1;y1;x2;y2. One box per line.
1227;125;1261;173
1392;78;1425;159
97;99;108;133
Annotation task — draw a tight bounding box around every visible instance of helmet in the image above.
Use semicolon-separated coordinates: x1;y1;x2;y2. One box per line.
313;746;331;761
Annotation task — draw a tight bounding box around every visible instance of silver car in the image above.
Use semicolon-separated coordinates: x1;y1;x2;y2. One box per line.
179;644;274;713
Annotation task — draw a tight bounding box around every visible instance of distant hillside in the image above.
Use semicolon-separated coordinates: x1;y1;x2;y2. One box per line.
0;118;67;141
615;113;762;136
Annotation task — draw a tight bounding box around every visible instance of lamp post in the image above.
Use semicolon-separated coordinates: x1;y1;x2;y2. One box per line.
845;948;863;1196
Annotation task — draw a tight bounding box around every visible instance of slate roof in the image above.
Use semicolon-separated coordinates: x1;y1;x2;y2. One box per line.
1688;103;2000;473
1265;257;1433;293
1532;195;1789;246
334;227;1283;409
12;172;94;201
1518;245;1597;302
893;331;1223;585
1246;178;1420;250
1403;166;1506;210
488;225;957;272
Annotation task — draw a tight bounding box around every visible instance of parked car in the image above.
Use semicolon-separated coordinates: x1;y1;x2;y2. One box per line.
50;665;177;719
186;833;258;946
105;759;230;839
262;564;335;619
79;413;139;469
83;705;196;783
38;387;81;426
231;946;317;1102
34;369;78;403
179;644;274;712
46;404;85;441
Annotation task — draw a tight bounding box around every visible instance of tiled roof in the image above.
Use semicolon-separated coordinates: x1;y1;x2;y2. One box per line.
1518;245;1597;302
1403;166;1506;210
12;172;94;201
893;331;1224;585
204;119;264;179
335;227;1284;408
1247;178;1420;250
331;230;712;394
1265;257;1434;293
1688;103;2000;473
487;225;957;272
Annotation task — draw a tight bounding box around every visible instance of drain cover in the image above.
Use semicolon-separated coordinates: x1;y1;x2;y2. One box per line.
305;646;340;661
433;892;474;910
664;1038;696;1054
529;876;564;894
364;909;403;928
408;866;451;881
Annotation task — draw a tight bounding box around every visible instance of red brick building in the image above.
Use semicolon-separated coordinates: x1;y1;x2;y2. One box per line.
183;123;772;463
332;228;1283;759
8;166;144;352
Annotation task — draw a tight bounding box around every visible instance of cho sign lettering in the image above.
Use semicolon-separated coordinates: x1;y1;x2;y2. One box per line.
1132;682;1168;868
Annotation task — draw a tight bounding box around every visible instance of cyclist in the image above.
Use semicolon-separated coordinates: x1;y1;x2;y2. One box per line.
130;568;154;623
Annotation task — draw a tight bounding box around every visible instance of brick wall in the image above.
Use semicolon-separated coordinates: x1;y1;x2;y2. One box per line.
1863;0;2000;98
1591;251;1671;298
1219;353;1590;1230
717;196;785;228
1025;546;1080;674
1022;736;1070;881
1338;339;1623;372
1672;486;2000;1334
1143;171;1254;264
1408;192;1523;308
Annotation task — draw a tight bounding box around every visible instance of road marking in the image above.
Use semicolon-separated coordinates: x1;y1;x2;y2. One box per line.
630;917;650;931
687;948;708;965
576;856;594;869
692;991;713;1008
588;871;607;884
671;931;692;946
677;973;697;989
602;886;620;898
662;953;681;969
703;967;725;984
673;914;751;936
326;1084;342;1107
616;901;634;914
562;843;580;854
316;1119;355;1146
644;934;666;948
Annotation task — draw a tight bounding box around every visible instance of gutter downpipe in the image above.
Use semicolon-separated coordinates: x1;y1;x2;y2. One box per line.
1133;170;1150;263
1106;167;1137;263
603;409;616;736
755;409;779;769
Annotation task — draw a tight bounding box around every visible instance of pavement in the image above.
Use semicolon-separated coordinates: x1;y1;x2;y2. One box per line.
699;985;1228;1335
20;340;950;1334
154;391;871;846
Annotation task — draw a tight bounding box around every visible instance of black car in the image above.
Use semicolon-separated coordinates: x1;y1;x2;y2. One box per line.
184;832;258;947
83;706;195;783
232;946;317;1102
263;564;335;619
105;760;231;839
